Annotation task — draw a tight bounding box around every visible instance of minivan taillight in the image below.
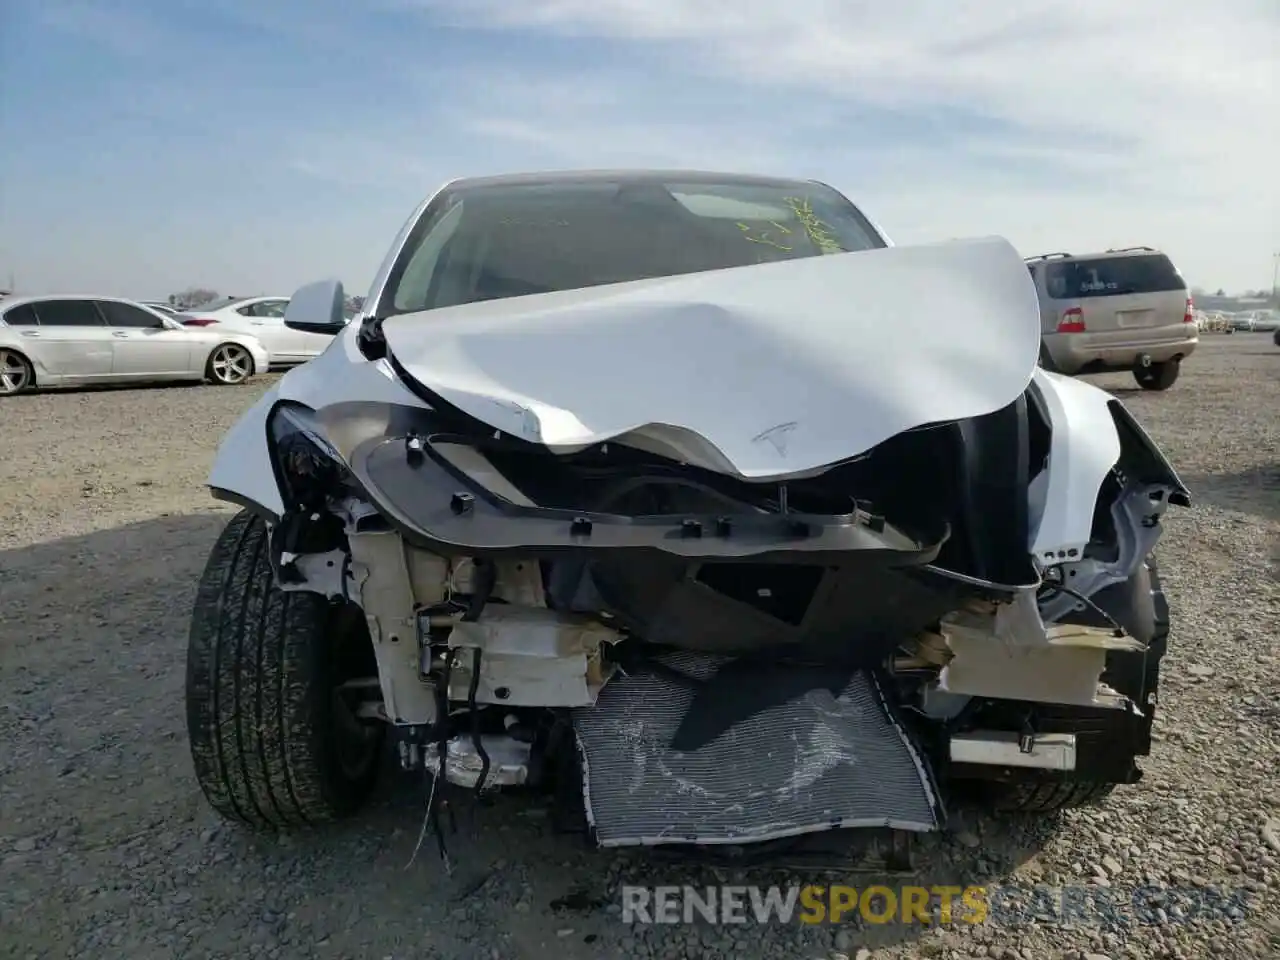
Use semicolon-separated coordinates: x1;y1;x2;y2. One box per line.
1183;297;1195;323
1057;307;1086;333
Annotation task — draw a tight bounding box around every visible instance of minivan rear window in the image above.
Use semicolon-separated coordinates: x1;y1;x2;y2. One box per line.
1044;254;1184;300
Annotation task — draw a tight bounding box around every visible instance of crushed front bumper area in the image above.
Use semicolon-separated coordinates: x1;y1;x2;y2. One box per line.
342;429;976;659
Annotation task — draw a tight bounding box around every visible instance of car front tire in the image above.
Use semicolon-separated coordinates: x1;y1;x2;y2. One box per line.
186;510;383;828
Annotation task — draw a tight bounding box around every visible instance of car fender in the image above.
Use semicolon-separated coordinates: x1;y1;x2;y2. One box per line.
206;323;429;519
1026;369;1122;560
1027;369;1189;563
210;332;270;372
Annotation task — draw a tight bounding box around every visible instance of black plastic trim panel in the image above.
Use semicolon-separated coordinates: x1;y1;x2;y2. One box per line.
1107;400;1191;507
345;432;949;563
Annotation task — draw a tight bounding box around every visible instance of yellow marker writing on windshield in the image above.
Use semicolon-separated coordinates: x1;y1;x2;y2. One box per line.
736;221;793;251
785;197;843;254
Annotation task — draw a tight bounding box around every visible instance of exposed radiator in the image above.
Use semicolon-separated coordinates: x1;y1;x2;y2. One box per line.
572;652;942;847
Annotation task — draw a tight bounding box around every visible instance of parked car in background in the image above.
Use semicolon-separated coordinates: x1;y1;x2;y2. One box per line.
176;295;339;365
0;295;269;395
1026;247;1197;391
1245;310;1280;333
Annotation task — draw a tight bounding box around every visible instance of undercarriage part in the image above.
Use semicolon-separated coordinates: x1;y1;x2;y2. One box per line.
424;734;532;788
638;827;918;873
949;731;1077;771
571;651;942;847
434;606;621;707
944;553;1170;803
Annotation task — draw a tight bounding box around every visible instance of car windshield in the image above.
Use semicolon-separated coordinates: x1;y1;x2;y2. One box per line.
385;176;886;316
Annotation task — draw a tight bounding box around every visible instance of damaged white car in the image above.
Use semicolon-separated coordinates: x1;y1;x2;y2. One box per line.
186;171;1189;863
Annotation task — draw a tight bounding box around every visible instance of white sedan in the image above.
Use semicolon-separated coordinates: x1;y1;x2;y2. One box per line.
176;295;341;365
0;295;270;395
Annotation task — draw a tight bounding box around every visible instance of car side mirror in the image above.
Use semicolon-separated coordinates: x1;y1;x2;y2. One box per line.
284;279;346;334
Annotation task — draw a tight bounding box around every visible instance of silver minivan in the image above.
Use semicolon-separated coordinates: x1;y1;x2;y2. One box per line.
1027;247;1198;391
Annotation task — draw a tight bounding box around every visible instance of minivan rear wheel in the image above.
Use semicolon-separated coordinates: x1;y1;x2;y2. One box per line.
1134;359;1180;391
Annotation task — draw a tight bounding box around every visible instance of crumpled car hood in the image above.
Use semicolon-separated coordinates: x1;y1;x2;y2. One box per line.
380;235;1042;480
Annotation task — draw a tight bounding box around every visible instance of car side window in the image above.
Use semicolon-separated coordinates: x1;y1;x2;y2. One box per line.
2;304;39;326
98;301;164;328
255;300;288;318
31;300;106;326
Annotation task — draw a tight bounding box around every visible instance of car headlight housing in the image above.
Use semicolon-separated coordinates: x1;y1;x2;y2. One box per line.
267;403;358;511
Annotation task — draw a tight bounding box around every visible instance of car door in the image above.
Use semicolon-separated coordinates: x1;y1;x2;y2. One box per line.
1;303;53;379
27;299;114;379
234;300;292;361
97;300;195;377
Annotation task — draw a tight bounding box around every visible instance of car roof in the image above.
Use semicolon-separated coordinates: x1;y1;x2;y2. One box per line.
1024;246;1170;265
214;295;287;305
443;168;831;195
181;295;285;312
1;293;162;310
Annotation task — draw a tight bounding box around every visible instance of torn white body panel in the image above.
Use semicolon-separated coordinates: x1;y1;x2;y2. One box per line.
1027;369;1123;559
380;235;1043;480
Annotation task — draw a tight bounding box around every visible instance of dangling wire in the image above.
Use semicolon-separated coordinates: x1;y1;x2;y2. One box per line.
467;647;491;796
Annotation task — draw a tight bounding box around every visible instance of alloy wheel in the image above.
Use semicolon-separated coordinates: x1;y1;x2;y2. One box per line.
209;344;252;384
0;349;31;394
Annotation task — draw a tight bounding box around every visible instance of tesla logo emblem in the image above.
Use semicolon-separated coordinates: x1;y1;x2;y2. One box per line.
752;422;798;457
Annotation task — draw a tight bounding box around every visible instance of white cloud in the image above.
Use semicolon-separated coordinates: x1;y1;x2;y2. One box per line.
405;0;1280;290
6;0;1277;294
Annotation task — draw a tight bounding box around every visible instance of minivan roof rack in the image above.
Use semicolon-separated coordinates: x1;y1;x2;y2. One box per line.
1105;246;1157;253
1023;252;1072;262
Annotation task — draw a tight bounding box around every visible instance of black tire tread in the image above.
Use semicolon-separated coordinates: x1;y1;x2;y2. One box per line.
991;779;1116;813
186;510;376;828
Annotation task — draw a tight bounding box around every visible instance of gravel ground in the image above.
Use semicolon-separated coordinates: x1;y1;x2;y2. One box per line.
1;336;1277;960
